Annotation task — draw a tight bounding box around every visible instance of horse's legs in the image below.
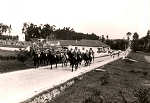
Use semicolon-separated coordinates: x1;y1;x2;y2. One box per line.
75;63;78;70
62;62;63;67
72;64;74;72
34;60;36;68
56;62;57;68
50;61;52;69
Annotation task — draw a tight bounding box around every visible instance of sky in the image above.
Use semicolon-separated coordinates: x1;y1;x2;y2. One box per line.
0;0;150;39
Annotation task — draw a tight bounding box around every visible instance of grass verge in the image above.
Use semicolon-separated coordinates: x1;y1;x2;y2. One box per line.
47;52;150;103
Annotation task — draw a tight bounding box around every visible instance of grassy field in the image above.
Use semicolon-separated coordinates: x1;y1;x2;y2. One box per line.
0;59;34;73
49;52;150;103
0;49;34;73
0;49;18;57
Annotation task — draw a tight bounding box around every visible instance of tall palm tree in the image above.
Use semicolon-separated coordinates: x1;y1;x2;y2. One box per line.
126;32;132;41
147;30;150;36
126;32;132;48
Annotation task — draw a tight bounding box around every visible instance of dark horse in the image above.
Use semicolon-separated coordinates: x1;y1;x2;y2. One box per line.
82;52;92;66
47;51;59;69
32;51;40;68
67;51;79;72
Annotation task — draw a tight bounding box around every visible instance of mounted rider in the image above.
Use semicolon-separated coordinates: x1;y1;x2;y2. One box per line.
73;47;78;59
89;48;94;61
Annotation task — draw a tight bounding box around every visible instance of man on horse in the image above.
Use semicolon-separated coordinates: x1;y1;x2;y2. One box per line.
89;48;94;62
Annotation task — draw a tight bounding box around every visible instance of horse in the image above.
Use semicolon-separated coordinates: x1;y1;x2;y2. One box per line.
60;52;69;67
32;51;40;68
82;52;92;66
67;51;79;72
39;51;47;65
47;51;59;69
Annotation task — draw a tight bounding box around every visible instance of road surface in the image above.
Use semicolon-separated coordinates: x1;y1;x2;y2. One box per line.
0;53;123;103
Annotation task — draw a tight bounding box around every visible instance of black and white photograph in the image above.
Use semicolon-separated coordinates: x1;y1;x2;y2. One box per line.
0;0;150;103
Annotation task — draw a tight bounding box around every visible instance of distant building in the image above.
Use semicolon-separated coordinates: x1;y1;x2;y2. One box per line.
45;40;110;55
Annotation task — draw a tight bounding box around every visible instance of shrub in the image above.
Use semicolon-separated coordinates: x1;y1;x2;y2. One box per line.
143;72;148;76
100;72;110;85
133;87;150;103
17;50;30;63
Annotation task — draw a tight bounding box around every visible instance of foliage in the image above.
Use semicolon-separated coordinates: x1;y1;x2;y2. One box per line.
126;32;132;41
130;30;150;52
22;22;99;41
0;35;18;40
0;49;17;60
17;50;30;63
106;39;128;50
131;32;139;52
133;88;150;103
0;23;11;35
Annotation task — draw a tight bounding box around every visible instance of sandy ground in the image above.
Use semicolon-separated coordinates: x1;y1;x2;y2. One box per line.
0;54;124;103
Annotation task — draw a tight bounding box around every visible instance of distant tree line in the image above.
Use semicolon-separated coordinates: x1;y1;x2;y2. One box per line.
105;39;128;50
22;23;99;41
131;30;150;52
103;30;150;52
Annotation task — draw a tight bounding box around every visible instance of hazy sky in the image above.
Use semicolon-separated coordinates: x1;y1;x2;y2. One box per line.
0;0;150;39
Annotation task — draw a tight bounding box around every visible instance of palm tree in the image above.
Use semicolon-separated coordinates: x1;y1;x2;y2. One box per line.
131;32;139;52
126;32;132;48
126;32;132;41
147;30;150;36
106;35;109;40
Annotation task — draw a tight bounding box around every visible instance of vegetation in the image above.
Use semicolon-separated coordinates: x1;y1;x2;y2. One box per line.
46;52;150;103
0;49;18;60
22;23;99;41
105;39;128;50
0;59;34;73
17;50;30;63
0;35;18;40
0;49;34;73
0;23;11;35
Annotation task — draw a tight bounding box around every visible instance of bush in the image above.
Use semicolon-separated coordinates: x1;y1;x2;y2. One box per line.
133;87;150;103
17;50;30;63
100;72;110;85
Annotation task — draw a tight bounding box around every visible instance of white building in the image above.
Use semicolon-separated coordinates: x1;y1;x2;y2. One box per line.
45;40;110;57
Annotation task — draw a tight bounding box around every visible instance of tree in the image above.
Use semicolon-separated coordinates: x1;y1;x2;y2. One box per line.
147;30;150;36
126;32;132;41
101;35;105;42
131;32;139;52
22;22;29;41
0;23;9;35
22;23;41;41
126;32;132;48
22;23;100;41
106;35;109;40
41;24;55;39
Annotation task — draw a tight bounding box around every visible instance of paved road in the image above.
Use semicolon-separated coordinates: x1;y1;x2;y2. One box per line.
0;54;123;103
